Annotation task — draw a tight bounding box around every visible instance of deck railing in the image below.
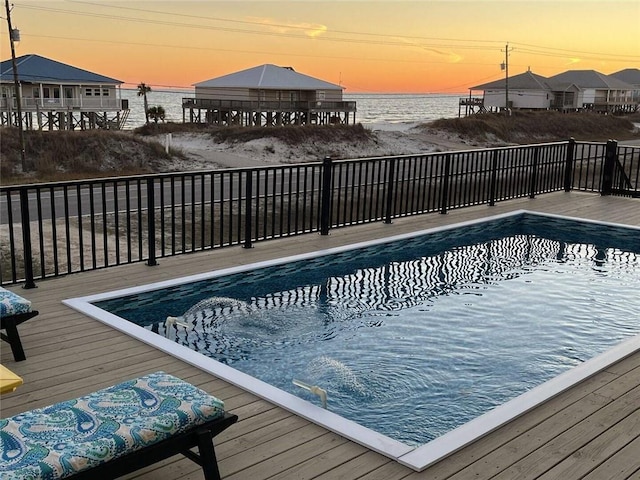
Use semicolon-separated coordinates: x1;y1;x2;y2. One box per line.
1;139;638;286
1;98;127;111
183;98;357;112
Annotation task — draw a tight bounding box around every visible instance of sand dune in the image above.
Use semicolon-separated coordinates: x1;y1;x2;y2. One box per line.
153;124;497;171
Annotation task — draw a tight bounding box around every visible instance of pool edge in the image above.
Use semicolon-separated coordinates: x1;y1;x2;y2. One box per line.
62;210;640;471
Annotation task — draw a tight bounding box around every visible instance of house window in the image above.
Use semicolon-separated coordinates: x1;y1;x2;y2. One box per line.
93;88;101;96
316;91;326;101
102;89;109;96
53;88;60;99
64;87;73;99
85;88;92;96
33;88;40;98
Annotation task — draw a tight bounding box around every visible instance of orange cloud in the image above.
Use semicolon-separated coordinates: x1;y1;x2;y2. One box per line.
247;17;328;39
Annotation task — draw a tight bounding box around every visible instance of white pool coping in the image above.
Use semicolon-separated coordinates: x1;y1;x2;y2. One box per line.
63;210;640;471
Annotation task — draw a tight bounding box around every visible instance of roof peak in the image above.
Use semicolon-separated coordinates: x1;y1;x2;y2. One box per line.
194;64;342;90
1;53;122;84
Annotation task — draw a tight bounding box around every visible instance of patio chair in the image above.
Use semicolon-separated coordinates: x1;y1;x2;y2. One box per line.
0;287;39;362
0;371;238;480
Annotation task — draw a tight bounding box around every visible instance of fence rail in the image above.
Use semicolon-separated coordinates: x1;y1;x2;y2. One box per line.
182;98;357;112
1;139;638;286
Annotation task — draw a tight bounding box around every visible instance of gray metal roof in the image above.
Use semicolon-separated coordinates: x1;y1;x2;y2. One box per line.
547;70;633;90
0;54;122;84
610;68;640;86
194;64;343;90
471;70;551;91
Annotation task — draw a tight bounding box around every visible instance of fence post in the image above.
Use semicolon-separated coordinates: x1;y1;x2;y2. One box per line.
243;170;253;248
19;187;36;288
146;177;158;266
320;157;333;235
563;137;576;192
529;146;539;199
601;139;618;196
488;150;499;207
384;158;397;224
440;154;451;214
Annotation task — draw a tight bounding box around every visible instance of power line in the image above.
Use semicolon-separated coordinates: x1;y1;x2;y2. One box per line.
514;47;639;62
12;32;513;69
27;1;639;62
8;2;637;94
17;4;501;50
64;0;506;46
512;42;640;60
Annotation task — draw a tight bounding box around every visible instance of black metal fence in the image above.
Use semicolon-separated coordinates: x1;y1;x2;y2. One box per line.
1;139;638;286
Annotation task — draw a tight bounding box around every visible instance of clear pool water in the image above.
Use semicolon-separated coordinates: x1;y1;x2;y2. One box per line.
94;213;640;447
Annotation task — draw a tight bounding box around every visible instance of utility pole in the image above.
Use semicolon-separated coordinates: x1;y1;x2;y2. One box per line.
501;43;512;115
4;0;27;170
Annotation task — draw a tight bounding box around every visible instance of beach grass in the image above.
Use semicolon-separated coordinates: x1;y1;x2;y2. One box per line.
0;128;180;184
428;110;638;142
1;112;638;184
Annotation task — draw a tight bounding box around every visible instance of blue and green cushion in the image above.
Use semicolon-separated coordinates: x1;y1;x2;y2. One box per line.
0;372;225;479
0;287;33;318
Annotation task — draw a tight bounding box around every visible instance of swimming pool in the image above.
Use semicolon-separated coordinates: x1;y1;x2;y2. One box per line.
64;211;640;471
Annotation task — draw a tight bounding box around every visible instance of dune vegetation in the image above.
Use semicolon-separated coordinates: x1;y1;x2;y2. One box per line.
428;111;639;143
1;111;638;185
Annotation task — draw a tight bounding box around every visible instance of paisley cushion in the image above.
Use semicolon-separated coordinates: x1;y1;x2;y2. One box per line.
0;372;225;479
0;287;33;317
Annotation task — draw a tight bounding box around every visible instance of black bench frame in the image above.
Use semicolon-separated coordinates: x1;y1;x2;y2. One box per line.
1;310;39;362
69;411;238;480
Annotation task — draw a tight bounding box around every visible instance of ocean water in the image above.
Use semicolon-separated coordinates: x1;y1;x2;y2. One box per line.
120;89;461;131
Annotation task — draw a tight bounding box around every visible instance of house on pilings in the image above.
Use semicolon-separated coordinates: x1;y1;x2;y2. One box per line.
605;68;640;107
183;64;356;127
462;69;553;115
0;54;129;130
461;68;637;116
547;70;636;113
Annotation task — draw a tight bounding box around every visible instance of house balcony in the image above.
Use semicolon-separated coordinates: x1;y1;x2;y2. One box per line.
0;97;129;112
459;97;484;106
182;98;357;112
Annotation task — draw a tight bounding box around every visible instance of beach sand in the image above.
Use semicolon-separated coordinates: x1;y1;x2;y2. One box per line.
153;124;496;171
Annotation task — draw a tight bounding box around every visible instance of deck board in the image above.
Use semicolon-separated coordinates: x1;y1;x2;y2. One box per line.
2;191;640;480
581;436;640;480
535;409;640;480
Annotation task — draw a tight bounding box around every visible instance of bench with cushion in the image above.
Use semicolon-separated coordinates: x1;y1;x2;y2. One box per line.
0;286;39;362
0;371;238;479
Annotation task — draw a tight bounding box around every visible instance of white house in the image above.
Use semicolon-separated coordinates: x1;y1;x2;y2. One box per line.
546;70;635;112
610;68;640;105
469;70;553;111
184;64;356;126
466;69;636;114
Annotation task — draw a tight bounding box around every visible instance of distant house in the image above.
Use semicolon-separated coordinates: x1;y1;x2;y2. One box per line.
610;68;640;104
468;70;553;112
546;70;635;112
183;64;356;126
463;68;637;115
0;54;129;130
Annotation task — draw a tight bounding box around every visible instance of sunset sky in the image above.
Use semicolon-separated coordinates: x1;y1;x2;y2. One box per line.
2;1;639;93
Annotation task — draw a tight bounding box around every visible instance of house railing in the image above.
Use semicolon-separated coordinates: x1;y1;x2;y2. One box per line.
1;98;126;111
182;98;357;112
1;139;638;286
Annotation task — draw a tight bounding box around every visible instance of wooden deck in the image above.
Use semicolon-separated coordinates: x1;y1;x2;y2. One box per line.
2;191;640;480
